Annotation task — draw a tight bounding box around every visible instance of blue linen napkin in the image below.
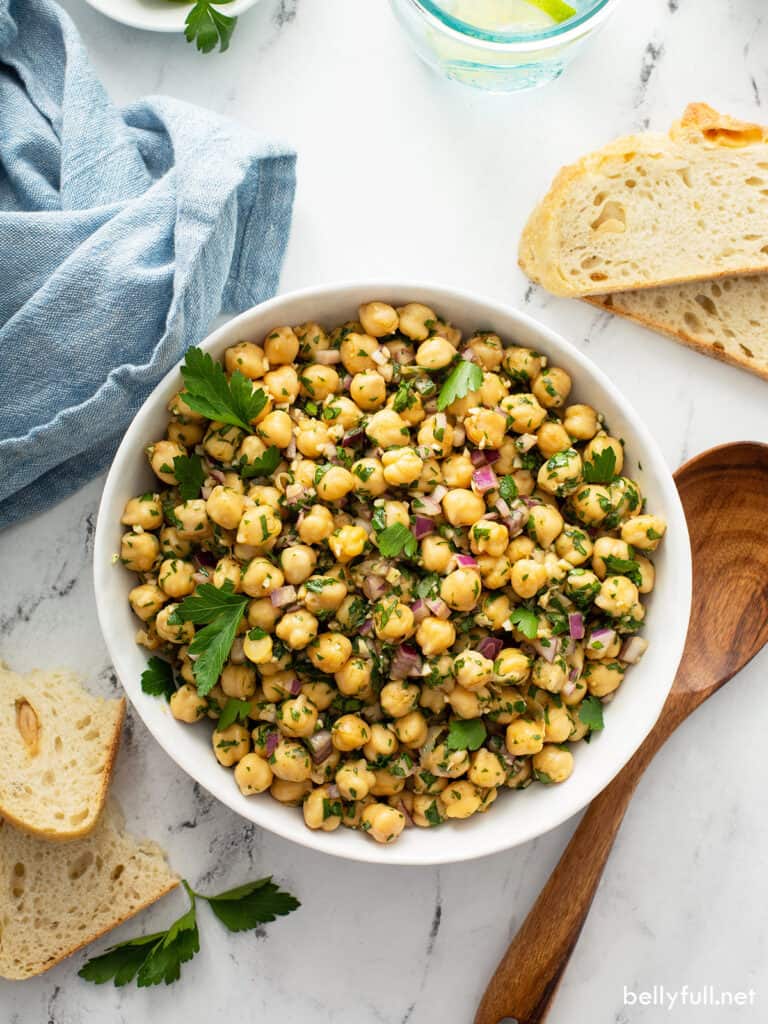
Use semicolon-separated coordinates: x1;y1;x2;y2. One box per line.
0;0;296;529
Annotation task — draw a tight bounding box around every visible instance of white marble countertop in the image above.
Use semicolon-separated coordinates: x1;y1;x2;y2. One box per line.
3;1;768;1021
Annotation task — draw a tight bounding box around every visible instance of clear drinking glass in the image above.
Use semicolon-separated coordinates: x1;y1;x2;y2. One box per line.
390;0;623;93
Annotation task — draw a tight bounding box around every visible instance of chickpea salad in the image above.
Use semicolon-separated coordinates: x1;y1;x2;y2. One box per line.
119;299;666;846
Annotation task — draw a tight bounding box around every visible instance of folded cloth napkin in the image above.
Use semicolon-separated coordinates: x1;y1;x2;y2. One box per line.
0;0;296;530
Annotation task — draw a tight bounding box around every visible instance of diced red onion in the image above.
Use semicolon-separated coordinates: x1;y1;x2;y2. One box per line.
359;618;373;635
430;484;447;504
521;496;540;509
568;666;581;682
587;628;617;651
516;434;538;452
562;679;576;697
285;483;306;505
477;636;504;661
496;497;512;518
391;644;423;680
460;348;476;362
285;436;297;459
200;485;212;500
397;799;414;827
192;571;210;585
363;575;388;601
288;676;302;696
209;468;226;484
230;638;245;664
568;612;585;640
532;637;560;663
195;550;217;569
411;599;429;624
306;729;332;763
470;449;488;468
426;597;451;619
563;637;576;657
265;731;279;757
413;516;435;540
341;373;353;390
484;450;500;464
326;783;340;799
413;493;441;516
270;585;297;607
454;553;478;568
341;427;365;447
314;349;341;365
371;348;389;366
452;426;465;446
619;636;648;664
472;466;498;494
502;509;527;537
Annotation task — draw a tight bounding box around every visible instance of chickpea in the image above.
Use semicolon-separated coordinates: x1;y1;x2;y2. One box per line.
351;371;387;411
294;321;328;359
462;332;501;371
336;760;377;802
362;802;406;844
160;526;192;558
555;524;593;566
470;520;508;558
158;558;195;599
277;694;318;738
170;683;207;724
533;745;574;784
276;609;318;650
380;681;420;719
469;749;506;789
330;714;369;752
565;568;600;605
532;657;568;694
351;458;387;497
243;630;273;665
441;568;482;612
268;739;310;782
570;485;611;526
212;723;250;767
237;505;281;548
204;486;245;531
147;439;186;485
585;432;622;479
295;418;331;458
604;476;642;527
374;601;414;642
173;499;211;540
204;422;244;463
440;780;482;819
247;483;281;510
358;301;398;337
636;554;655;594
465;408;506;450
422;742;470;779
247;598;279;633
537;449;583;497
506;718;545;756
595;575;639;617
543;703;573;743
441;454;474;488
442;489;485;527
382;447;424;486
120;531;160;572
447;685;486;719
219;663;256;700
476;593;512;632
328;524;368;564
264;325;299;365
308;632;352;673
397;302;436;341
621;514;666;551
493;648;531;684
533;366;571;408
393;710;428;748
270;778;312;805
167;419;205;448
122;495;163;530
365;408;410;447
316;466;356;503
129;583;168;621
591;537;631;579
510;558;547;599
584;660;625;697
564;403;599;440
506;758;533;789
417;414;454;456
253;410;292;449
275;545;315;587
241;557;284;598
225;341;268;379
503;346;543;384
300;785;341;831
453;650;494;691
298;504;334;544
340;332;380;374
234;753;273;795
420;535;454;573
416;336;455;369
527;503;564;547
415;616;456;656
536;421;571;459
300;364;340;401
363;723;398;762
264;364;301;405
502;393;547;434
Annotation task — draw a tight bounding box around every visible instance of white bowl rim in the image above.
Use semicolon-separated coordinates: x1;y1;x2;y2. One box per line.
82;0;261;34
94;280;692;867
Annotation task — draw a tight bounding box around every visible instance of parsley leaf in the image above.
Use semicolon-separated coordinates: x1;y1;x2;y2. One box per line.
240;445;281;480
180;347;267;431
445;718;487;752
603;554;642;587
137;884;200;987
498;475;518;503
376;522;417;558
184;0;237;54
170;583;248;696
578;696;605;731
201;877;300;932
141;656;176;700
508;606;539;639
415;572;440;599
173;454;206;502
304;577;338;593
77;932;166;987
218;698;252;731
436;361;483;411
582;446;617;483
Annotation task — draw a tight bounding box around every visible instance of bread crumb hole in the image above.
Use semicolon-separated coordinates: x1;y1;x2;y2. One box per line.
580;255;601;270
712;341;725;350
722;280;733;292
68;851;94;880
710;283;722;297
740;343;755;358
694;295;718;317
591;201;626;233
625;179;636;189
589;272;608;283
683;312;701;331
54;735;63;752
69;807;89;826
676;166;693;188
75;715;92;731
593;191;607;206
111;864;125;881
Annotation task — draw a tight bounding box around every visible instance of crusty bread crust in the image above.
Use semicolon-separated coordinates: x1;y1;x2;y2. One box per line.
519;104;768;297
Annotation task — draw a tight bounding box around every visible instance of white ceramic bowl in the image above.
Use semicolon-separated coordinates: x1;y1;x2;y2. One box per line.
82;0;261;34
94;282;691;866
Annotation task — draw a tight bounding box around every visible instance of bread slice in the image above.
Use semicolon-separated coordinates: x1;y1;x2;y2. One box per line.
0;802;178;979
587;275;768;380
520;104;768;297
0;665;125;841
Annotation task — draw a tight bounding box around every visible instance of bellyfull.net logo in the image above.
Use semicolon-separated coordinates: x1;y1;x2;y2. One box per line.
623;986;757;1011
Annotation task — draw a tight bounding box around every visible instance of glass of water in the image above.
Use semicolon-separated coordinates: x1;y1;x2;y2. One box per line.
390;0;623;93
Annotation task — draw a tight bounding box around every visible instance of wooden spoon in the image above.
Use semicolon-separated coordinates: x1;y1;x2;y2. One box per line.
475;441;768;1024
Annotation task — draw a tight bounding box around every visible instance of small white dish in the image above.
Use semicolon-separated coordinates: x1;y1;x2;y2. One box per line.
94;281;692;866
81;0;261;34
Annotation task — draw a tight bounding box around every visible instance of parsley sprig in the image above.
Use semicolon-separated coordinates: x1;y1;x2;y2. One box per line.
141;656;176;700
180;347;267;432
508;606;539;640
240;445;281;480
173;454;206;502
376;522;417;558
79;877;299;989
184;0;238;54
436;360;483;411
169;582;248;695
578;695;605;732
445;718;487;752
582;447;617;483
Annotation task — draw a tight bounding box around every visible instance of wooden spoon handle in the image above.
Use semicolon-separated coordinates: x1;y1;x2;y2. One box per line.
474;730;663;1024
